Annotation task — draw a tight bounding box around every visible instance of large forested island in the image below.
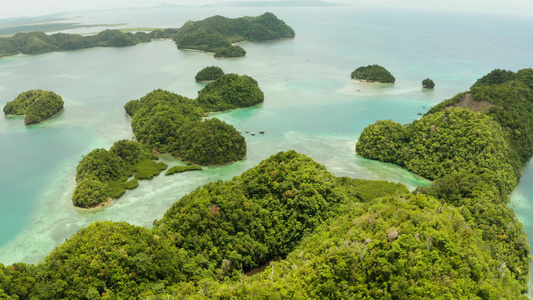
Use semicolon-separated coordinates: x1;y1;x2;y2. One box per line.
356;68;533;295
3;90;64;125
174;12;295;57
351;64;396;83
0;12;294;59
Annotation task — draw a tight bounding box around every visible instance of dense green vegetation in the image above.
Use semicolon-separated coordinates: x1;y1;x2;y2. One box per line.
174;118;246;165
355;68;533;290
422;78;435;88
165;165;202;175
357;108;519;195
125;87;248;165
73;140;166;208
127;89;205;153
429;68;533;163
197;73;264;111
351;64;396;83
195;66;224;81
174;12;295;57
1;150;527;298
3;89;64;125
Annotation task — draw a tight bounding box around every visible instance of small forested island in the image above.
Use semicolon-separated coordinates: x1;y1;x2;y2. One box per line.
197;73;264;111
351;64;396;83
356;68;533;294
422;78;435;88
73;140;167;208
174;12;295;57
0;13;294;59
3;90;64;125
195;66;224;81
0;150;528;298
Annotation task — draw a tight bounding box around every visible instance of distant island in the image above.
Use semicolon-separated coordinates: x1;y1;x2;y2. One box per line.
351;64;396;83
3;90;64;125
174;12;295;58
195;66;224;81
422;78;435;88
0;12;295;59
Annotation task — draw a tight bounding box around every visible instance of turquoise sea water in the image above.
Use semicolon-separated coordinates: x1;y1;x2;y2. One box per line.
1;5;533;295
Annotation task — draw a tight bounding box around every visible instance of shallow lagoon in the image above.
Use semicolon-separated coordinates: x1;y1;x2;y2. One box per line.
1;5;533;295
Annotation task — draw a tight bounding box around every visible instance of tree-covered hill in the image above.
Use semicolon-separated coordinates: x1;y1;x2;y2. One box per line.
3;89;64;125
174;12;295;57
355;68;533;288
351;64;396;83
197;73;264;111
195;66;225;81
428;68;533;163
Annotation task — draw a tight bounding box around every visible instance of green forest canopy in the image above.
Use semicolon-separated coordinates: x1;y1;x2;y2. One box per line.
73;140;166;208
195;66;225;81
355;68;533;289
3;89;64;125
351;64;396;83
0;150;527;298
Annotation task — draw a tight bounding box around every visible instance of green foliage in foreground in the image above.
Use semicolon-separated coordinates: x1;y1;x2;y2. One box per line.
0;151;528;298
73;140;166;208
165;165;202;175
351;64;396;83
195;66;224;81
3;89;63;125
422;78;435;88
174;12;295;57
205;194;526;299
197;73;264;112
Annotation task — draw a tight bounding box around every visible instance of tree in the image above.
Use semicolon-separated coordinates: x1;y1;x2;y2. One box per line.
422;78;435;89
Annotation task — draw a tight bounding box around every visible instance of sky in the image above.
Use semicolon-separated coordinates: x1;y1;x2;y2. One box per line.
1;0;533;19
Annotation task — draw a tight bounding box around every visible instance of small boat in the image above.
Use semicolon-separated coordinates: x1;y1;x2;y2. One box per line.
417;112;423;115
251;132;255;136
259;130;265;134
245;130;249;133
